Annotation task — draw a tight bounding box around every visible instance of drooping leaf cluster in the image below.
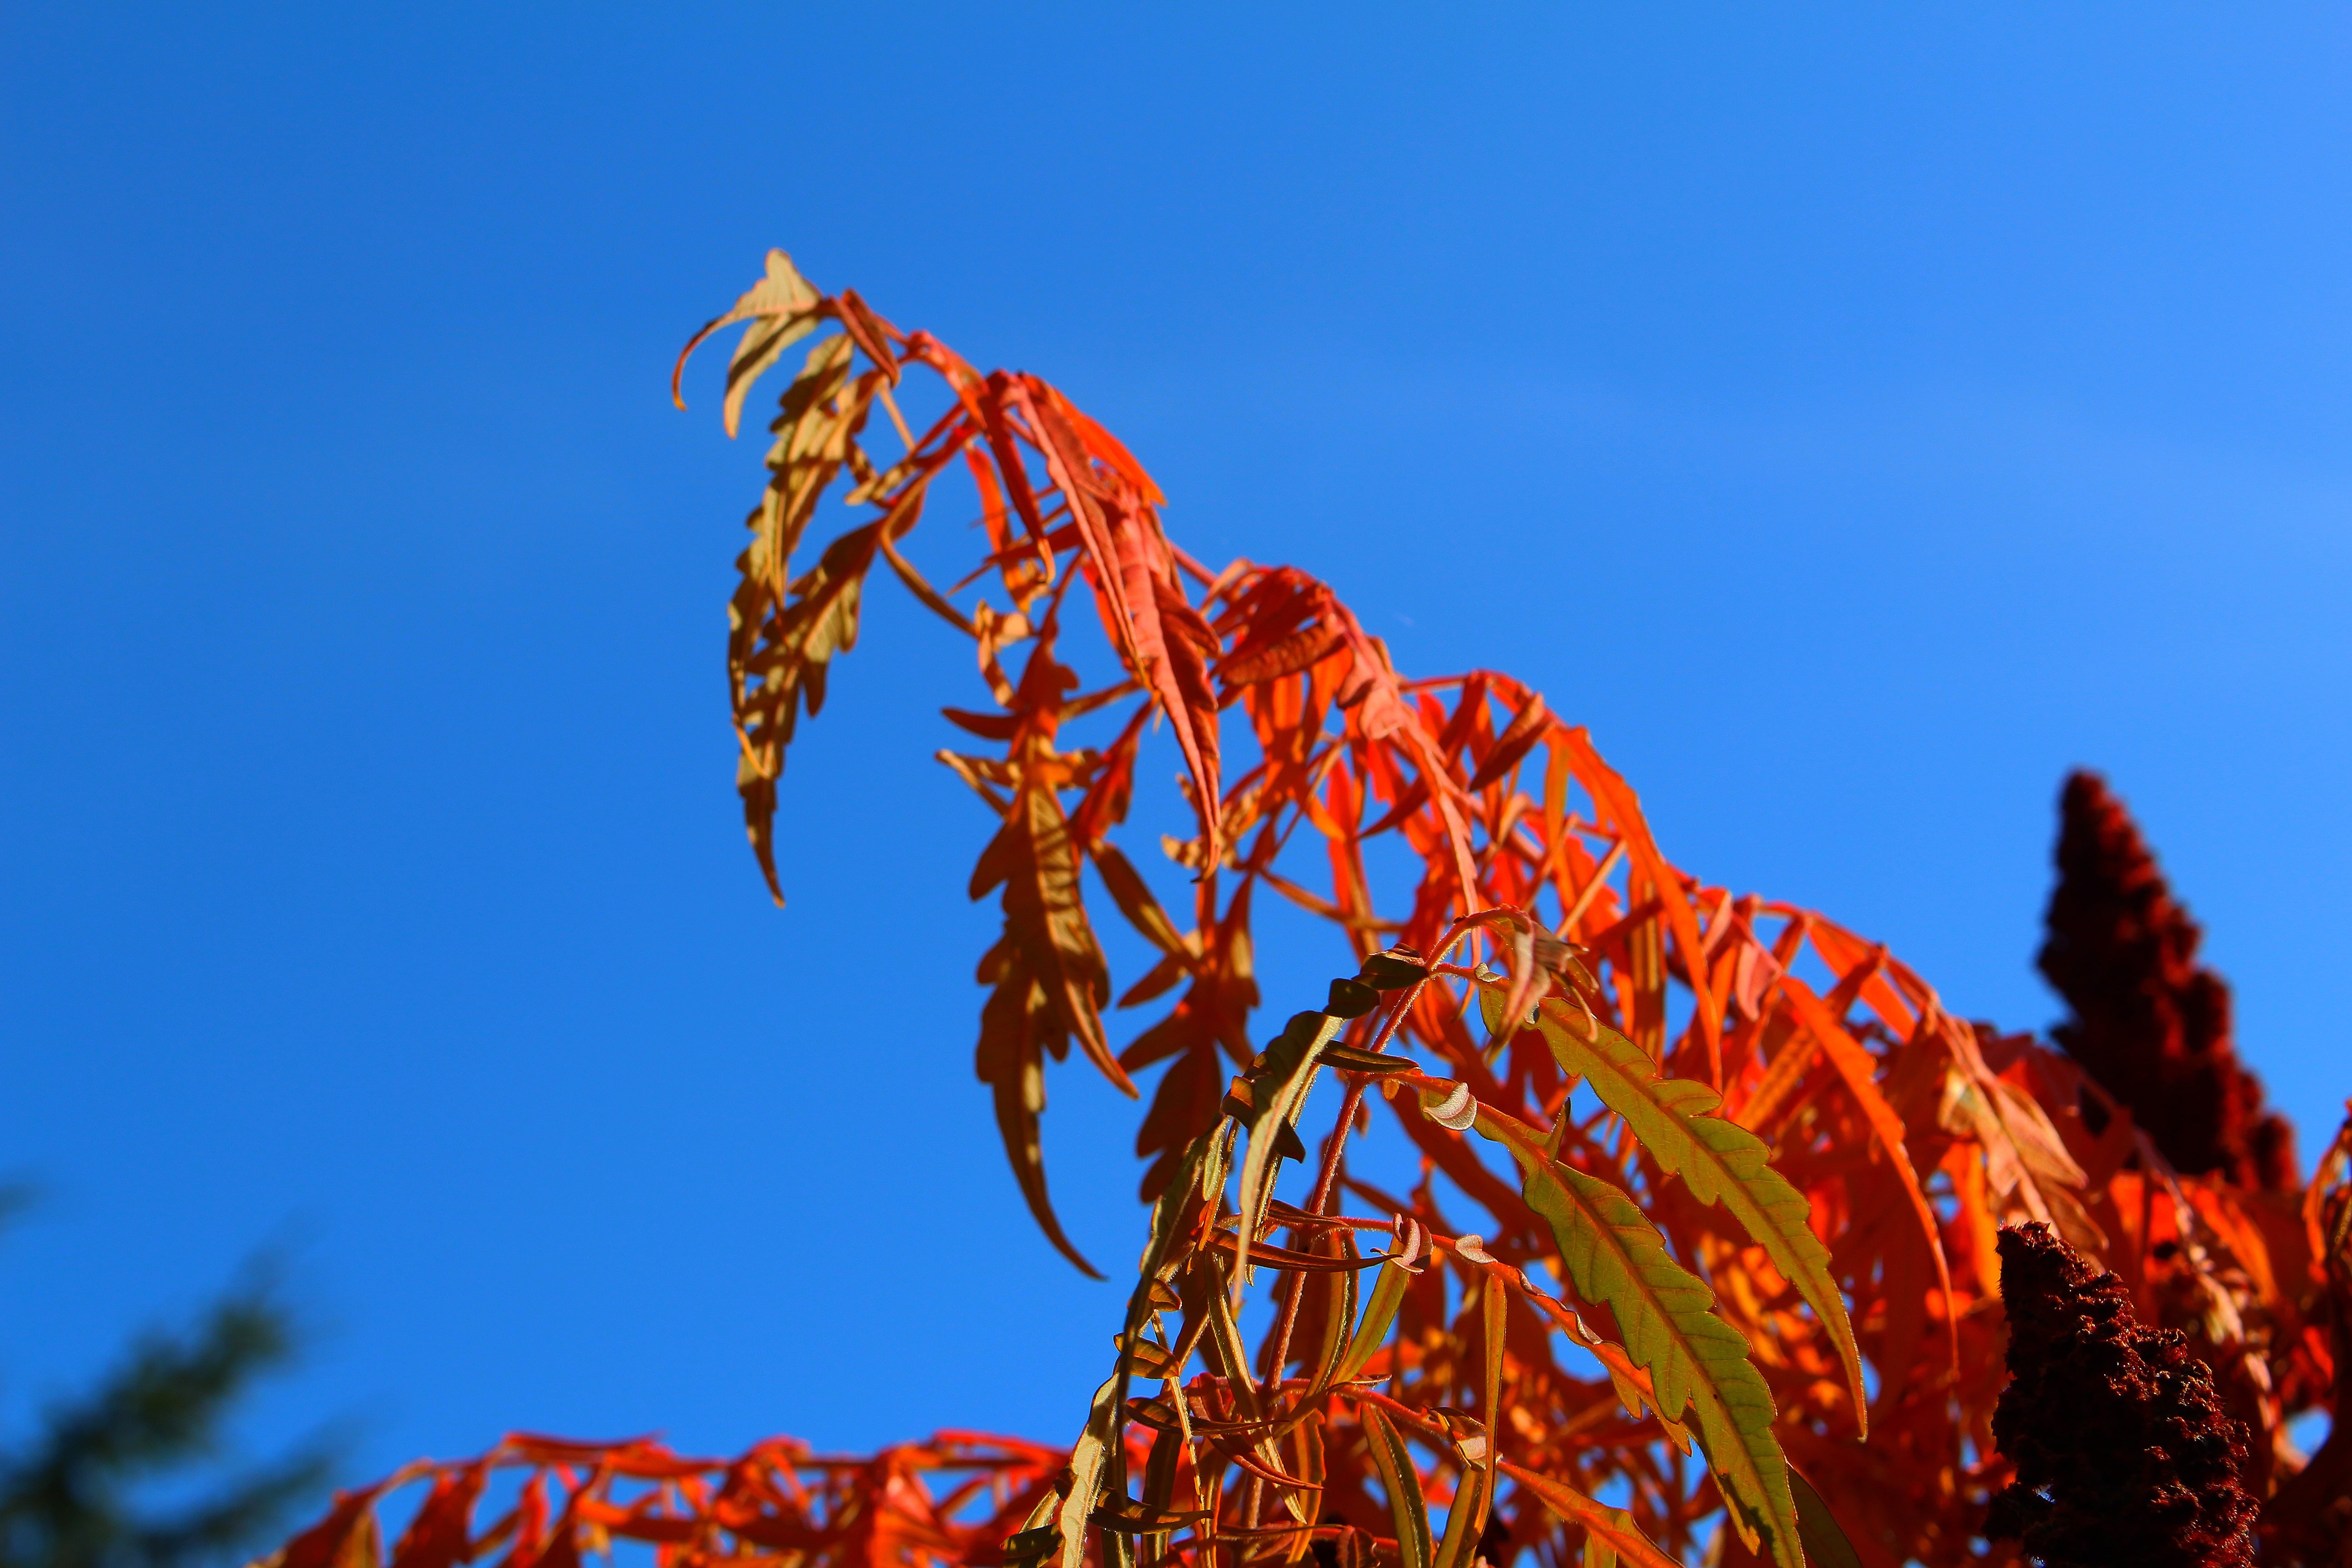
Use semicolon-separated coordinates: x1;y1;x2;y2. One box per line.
262;254;2352;1568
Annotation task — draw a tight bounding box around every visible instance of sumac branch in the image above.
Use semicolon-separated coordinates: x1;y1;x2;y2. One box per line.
260;254;2350;1568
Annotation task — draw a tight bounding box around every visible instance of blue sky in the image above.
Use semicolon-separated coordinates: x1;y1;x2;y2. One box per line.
4;0;2348;1502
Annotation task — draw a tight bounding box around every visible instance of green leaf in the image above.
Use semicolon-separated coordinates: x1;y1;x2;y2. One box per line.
1231;1010;1344;1292
1428;1470;1485;1568
1002;1525;1060;1568
1509;991;1867;1437
1472;1107;1802;1568
1359;1408;1430;1568
1074;1116;1205;1568
1789;1464;1866;1568
1196;1120;1235;1218
1189;1255;1313;1525
1051;1375;1121;1568
1310;1229;1362;1393
1136;1425;1184;1568
1333;1258;1414;1385
1477;1274;1503;1519
1088;1499;1212;1536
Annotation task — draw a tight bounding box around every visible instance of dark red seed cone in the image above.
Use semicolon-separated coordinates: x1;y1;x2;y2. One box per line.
2038;770;2297;1191
1986;1222;2258;1568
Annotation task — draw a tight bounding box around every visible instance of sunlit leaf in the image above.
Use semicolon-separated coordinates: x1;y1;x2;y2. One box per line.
1230;1010;1344;1290
1359;1407;1431;1568
1509;991;1867;1436
1473;1107;1803;1568
1334;1257;1416;1386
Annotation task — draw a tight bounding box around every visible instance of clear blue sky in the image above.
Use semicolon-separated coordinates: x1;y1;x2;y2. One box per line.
4;1;2348;1501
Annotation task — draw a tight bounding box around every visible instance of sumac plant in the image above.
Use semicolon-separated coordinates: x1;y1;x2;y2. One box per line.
261;254;2352;1568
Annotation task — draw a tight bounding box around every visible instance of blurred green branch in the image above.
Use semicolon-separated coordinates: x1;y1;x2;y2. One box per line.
0;1190;336;1568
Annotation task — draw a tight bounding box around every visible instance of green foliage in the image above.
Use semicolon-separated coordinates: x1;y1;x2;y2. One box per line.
1470;1108;1803;1568
0;1209;331;1568
1503;992;1866;1432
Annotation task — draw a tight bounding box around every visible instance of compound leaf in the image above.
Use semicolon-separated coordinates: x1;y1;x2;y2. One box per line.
1472;1106;1801;1568
1513;993;1866;1437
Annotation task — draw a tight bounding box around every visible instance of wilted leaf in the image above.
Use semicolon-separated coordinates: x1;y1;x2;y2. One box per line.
671;248;824;437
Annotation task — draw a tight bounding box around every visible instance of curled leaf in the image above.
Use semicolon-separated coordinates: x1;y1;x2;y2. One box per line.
1421;1081;1477;1132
